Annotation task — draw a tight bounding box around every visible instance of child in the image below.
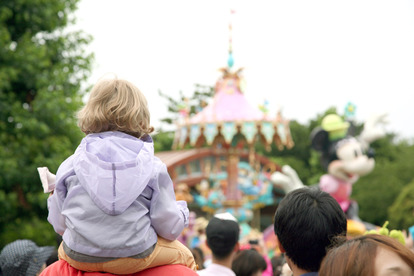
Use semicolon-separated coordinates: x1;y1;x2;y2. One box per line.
46;77;197;274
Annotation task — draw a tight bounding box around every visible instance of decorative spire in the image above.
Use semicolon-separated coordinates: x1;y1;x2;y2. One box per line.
344;101;356;120
227;9;235;69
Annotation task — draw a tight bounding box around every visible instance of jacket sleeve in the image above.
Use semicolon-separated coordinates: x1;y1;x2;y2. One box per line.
47;156;75;236
149;163;189;241
47;188;66;235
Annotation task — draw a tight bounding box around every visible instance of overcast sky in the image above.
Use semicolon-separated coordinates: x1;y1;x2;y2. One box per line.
73;0;414;140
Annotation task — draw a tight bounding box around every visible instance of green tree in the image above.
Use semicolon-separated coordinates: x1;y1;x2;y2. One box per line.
0;0;93;247
352;138;414;226
388;180;414;230
158;84;214;125
153;131;174;152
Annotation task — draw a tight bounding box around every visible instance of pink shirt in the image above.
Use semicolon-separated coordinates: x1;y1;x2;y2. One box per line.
40;260;197;276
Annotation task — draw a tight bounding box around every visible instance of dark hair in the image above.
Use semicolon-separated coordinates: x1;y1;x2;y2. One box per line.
191;247;205;270
319;234;414;276
232;249;267;276
271;255;286;276
206;216;239;259
274;187;347;272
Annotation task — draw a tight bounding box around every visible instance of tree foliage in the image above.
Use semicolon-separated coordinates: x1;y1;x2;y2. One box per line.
0;0;93;248
388;180;414;230
153;131;174;153
353;138;414;226
158;84;214;125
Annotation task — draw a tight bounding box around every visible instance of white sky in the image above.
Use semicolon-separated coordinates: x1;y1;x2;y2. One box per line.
73;0;414;140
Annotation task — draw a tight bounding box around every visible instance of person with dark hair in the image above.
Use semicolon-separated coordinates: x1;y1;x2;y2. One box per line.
197;212;240;276
319;234;414;276
270;255;286;276
191;247;205;270
0;239;55;276
274;187;347;276
232;249;267;276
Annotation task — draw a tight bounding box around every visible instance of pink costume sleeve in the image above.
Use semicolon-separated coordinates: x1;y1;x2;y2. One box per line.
319;174;339;194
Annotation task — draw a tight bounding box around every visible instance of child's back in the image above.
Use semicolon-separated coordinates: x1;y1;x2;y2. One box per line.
46;77;196;274
49;131;187;257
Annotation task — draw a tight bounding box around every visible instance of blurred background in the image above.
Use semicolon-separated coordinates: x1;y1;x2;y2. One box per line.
1;0;414;252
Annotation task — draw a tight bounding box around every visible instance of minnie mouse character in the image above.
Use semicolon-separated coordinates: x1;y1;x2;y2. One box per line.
272;113;388;227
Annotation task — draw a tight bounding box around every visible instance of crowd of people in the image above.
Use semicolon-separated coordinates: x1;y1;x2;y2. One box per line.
1;77;414;275
2;187;414;276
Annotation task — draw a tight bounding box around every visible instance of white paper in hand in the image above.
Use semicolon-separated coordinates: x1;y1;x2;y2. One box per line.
37;167;56;193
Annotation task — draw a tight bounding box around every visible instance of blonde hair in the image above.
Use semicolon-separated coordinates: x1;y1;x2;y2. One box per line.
77;77;154;138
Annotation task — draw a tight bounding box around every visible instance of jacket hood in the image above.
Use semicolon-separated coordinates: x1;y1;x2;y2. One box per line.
72;131;154;215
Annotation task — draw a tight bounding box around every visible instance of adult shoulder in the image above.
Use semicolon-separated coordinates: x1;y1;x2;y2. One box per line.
40;260;198;276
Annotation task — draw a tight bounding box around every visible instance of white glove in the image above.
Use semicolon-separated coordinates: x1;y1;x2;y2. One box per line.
271;165;304;193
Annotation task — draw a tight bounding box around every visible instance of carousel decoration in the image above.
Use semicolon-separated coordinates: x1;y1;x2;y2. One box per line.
171;10;294;223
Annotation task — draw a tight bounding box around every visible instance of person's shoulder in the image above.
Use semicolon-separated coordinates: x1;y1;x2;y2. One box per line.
196;264;235;276
40;260;197;276
139;265;198;275
55;153;77;179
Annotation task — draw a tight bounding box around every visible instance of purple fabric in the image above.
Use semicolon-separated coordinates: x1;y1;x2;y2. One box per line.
47;131;189;258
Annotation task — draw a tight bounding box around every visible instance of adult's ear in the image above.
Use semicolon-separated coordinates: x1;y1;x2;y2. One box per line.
275;235;286;253
310;127;329;152
233;242;240;253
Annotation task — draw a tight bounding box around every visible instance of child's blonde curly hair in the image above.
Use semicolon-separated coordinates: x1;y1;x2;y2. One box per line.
77;77;154;138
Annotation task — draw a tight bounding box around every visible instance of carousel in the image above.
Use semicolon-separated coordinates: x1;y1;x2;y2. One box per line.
155;11;294;242
156;46;294;227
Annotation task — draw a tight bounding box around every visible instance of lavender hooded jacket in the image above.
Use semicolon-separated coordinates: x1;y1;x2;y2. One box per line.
47;131;189;258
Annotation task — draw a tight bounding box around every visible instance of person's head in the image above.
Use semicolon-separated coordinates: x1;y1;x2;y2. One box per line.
0;239;55;276
319;234;414;276
77;76;154;138
271;255;286;276
232;249;267;276
191;247;205;270
206;212;240;260
274;187;347;272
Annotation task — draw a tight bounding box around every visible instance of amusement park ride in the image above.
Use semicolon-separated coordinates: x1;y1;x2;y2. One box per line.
156;14;388;236
155;20;294;227
156;64;294;226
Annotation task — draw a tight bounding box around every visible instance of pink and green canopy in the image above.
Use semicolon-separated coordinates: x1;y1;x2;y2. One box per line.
173;68;294;151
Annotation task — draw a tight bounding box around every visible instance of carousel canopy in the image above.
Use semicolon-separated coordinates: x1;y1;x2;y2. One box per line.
173;67;294;151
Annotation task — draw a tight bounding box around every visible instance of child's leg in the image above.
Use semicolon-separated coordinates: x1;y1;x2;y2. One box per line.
58;238;197;274
58;243;104;272
59;243;145;274
141;236;197;271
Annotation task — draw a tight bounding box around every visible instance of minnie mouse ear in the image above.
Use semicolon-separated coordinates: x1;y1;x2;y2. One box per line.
310;127;329;152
